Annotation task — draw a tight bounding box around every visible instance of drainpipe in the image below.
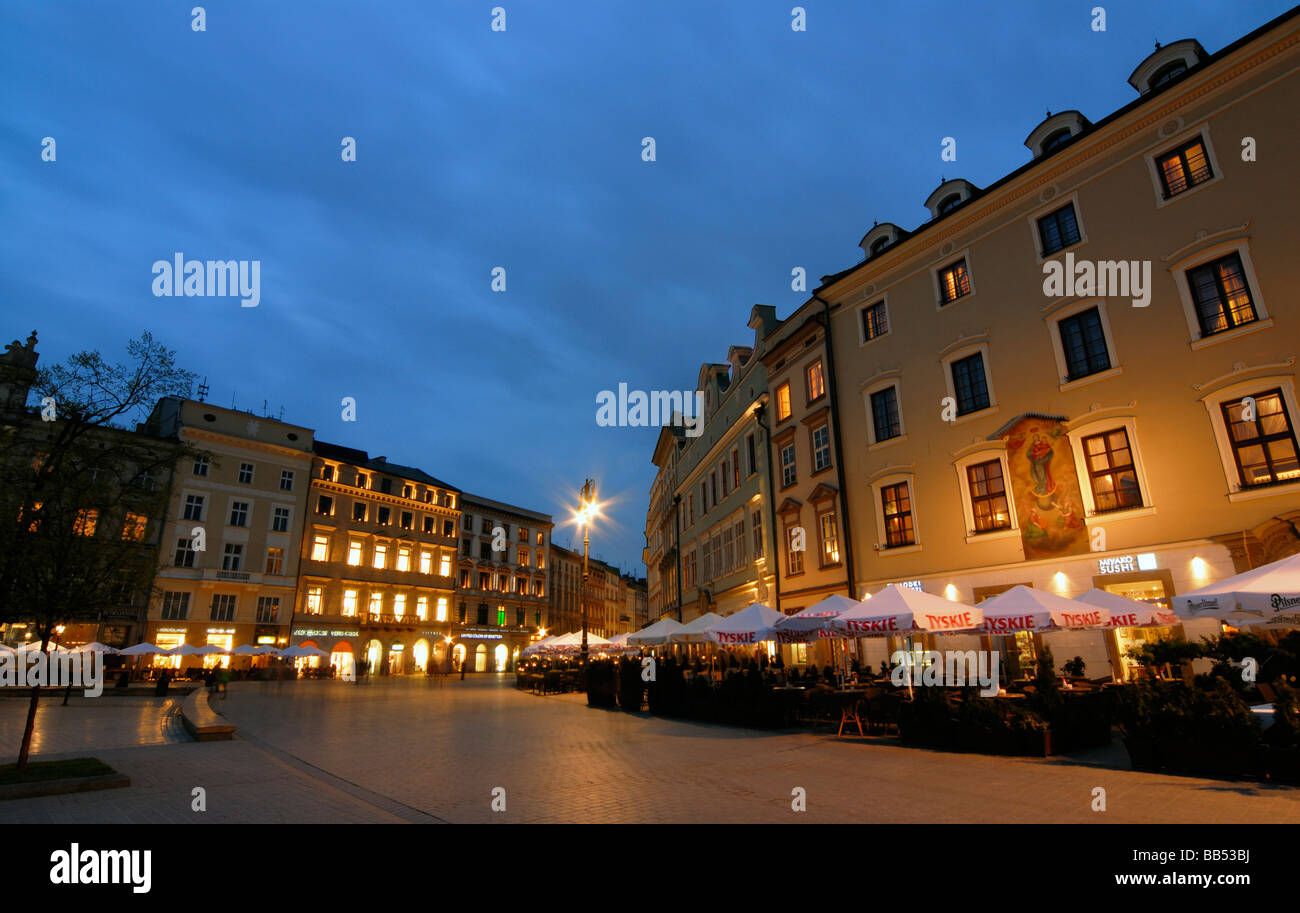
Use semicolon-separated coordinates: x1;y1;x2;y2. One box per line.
754;402;781;615
673;493;684;622
811;294;857;601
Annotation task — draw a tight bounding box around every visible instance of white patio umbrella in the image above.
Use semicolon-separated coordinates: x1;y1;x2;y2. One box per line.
979;585;1111;633
602;633;633;651
0;643;16;655
523;635;557;656
119;642;163;656
277;645;310;659
253;645;281;656
775;593;863;633
546;631;611;653
667;612;725;644
194;644;229;656
230;644;262;656
1075;588;1180;627
706;603;785;646
163;643;204;657
73;642;121;654
834;584;983;636
1172;552;1300;626
17;641;71;653
628;617;685;647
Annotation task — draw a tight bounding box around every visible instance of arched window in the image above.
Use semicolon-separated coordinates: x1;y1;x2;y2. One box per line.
870;236;891;256
938;194;962;215
1150;60;1187;89
1041;127;1073;153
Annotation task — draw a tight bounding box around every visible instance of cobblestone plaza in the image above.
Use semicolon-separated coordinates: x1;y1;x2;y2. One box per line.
2;677;1297;824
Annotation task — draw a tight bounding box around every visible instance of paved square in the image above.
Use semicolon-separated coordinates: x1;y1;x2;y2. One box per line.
3;677;1298;823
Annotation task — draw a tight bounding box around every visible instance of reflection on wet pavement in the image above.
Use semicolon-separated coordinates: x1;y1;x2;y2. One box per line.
0;696;191;759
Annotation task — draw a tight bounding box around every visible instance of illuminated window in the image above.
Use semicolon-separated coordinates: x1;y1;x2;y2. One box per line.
1220;390;1300;488
122;511;147;541
497;606;507;627
311;535;329;562
420;551;432;574
1082;429;1145;511
306;585;322;614
74;508;98;537
393;593;407;617
881;482;915;548
373;544;387;569
937;259;971;304
416;596;428;620
342;589;358;616
1187;253;1257;338
818;508;840;567
806;360;825;402
535;552;544;569
397;547;411;571
776;383;792;421
436;597;448;622
369;592;383;616
1157;137;1213;198
784;521;804;575
861;300;888;342
256;596;279;623
347;541;363;566
265;546;284;575
967;460;1011;531
440;554;452;576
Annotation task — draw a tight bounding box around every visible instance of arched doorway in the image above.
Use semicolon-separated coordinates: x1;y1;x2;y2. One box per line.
452;644;466;672
387;643;405;675
330;641;355;680
494;643;509;672
432;641;447;672
365;639;382;677
474;644;487;672
413;639;429;673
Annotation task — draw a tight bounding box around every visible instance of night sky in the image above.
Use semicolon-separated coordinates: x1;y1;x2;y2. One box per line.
2;0;1290;573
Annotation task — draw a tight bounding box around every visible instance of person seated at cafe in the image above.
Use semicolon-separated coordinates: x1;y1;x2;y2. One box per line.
804;665;818;682
789;667;801;683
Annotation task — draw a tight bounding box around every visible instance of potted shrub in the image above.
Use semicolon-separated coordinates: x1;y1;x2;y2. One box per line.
1062;656;1086;681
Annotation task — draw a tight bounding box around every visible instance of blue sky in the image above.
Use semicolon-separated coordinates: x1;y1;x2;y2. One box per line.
1;0;1291;573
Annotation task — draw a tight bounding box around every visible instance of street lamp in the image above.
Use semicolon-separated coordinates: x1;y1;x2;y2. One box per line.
573;479;600;667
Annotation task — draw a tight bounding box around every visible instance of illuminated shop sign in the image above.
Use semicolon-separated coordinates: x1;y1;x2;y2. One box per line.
895;580;924;592
1098;555;1136;574
159;627;188;633
461;633;503;640
207;628;235;635
293;628;360;638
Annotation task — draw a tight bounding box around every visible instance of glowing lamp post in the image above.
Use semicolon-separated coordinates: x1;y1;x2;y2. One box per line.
573;479;600;667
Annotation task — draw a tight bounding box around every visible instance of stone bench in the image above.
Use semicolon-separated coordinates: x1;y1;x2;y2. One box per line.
181;688;236;741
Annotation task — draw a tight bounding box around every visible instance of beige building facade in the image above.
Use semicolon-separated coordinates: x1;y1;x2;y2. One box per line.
803;15;1300;679
292;441;460;676
143;397;314;663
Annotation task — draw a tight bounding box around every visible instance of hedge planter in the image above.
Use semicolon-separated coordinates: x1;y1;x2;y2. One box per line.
1260;747;1300;784
1122;735;1161;772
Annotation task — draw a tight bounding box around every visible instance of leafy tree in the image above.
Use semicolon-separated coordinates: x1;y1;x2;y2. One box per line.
0;332;197;768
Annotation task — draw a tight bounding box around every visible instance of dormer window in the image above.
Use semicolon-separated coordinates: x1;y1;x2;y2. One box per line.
1149;60;1187;89
1041;128;1073;153
859;222;902;259
1128;39;1206;95
924;180;978;220
870;236;891;256
1024;111;1090;158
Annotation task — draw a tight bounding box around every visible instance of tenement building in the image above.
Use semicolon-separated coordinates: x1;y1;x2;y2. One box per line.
292;441;460;677
143;397;313;663
548;542;625;638
457;492;552;671
784;11;1300;680
650;311;781;626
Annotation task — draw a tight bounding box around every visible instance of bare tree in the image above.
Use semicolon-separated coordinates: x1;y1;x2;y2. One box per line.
0;332;198;769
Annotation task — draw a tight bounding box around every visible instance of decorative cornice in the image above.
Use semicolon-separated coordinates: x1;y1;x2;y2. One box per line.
859;365;903;393
1064;400;1139;429
1192;358;1297;398
950;437;1008;460
1160;222;1251;266
937;329;990;360
865;462;916;485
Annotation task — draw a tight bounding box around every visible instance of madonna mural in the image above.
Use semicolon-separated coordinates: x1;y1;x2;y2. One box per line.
1000;415;1091;561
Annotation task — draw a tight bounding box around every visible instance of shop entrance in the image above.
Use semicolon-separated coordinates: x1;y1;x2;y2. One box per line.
387;644;405;675
330;642;355;680
413;639;429;673
1095;569;1178;681
494;643;509;672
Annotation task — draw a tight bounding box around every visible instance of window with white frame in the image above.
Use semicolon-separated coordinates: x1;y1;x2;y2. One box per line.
811;424;831;472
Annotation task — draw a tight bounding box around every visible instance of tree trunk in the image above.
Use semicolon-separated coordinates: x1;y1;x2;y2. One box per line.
16;637;48;769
